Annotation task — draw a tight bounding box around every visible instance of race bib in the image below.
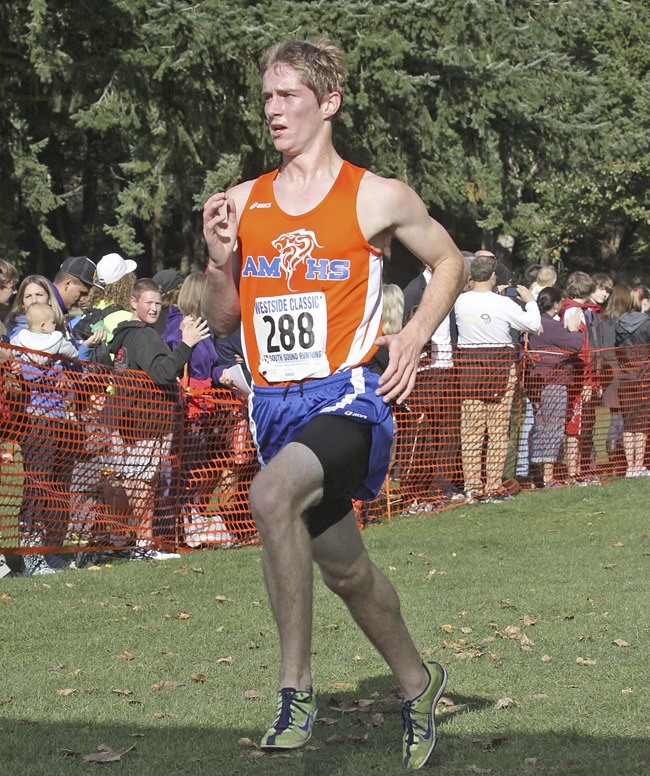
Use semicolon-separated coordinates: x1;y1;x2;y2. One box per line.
253;292;330;382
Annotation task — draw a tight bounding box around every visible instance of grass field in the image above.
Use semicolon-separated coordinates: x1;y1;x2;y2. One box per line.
1;479;648;775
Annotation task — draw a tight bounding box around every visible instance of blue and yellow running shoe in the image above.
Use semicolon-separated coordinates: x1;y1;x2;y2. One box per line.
260;686;317;750
401;662;448;769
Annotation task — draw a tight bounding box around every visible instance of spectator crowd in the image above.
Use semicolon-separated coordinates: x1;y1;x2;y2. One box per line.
1;249;649;577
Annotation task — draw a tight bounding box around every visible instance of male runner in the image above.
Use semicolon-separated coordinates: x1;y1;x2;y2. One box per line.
202;37;465;769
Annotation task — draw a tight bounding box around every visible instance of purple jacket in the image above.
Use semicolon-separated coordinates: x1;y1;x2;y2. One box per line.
162;306;223;384
526;312;584;390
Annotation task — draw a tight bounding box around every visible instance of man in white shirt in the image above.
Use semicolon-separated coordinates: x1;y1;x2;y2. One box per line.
454;254;540;501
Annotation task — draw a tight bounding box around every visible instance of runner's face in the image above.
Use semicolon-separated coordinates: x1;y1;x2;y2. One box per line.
22;283;50;309
132;291;162;324
262;64;329;154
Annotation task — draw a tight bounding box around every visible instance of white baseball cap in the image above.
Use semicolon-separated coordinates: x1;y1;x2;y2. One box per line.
96;253;137;286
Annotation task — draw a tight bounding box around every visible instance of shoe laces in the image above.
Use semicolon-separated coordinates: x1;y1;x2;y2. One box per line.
401;698;427;747
272;687;308;732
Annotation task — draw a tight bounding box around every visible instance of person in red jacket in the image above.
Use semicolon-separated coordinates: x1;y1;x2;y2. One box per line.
526;287;584;487
558;271;600;484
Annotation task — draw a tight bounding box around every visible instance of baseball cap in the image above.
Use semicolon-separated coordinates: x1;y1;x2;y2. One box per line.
153;268;184;293
60;256;103;289
97;252;138;286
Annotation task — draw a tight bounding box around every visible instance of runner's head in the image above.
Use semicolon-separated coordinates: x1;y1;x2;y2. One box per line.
259;36;346;110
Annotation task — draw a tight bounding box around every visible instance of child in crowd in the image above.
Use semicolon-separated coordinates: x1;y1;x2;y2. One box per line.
11;303;78;365
529;265;558;300
108;278;210;559
10;304;79;575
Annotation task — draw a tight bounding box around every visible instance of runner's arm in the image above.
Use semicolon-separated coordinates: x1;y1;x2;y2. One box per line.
368;179;466;403
202;182;253;336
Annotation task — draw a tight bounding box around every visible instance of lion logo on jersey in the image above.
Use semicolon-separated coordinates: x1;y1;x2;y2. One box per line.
272;229;323;291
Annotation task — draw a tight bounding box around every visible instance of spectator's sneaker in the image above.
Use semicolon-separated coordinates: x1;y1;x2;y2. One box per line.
484;493;514;503
402;662;448;769
260;686;317;750
569;476;601;487
141;549;181;561
22;554;58;576
134;540;180;561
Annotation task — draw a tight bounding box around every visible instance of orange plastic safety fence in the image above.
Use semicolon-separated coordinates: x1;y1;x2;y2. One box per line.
2;342;649;561
0;342;259;561
355;344;650;522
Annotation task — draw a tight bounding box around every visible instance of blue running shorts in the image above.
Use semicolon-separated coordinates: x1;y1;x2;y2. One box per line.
249;366;394;506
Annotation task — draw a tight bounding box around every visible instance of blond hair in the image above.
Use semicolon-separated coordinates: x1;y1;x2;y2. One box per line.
25;302;55;330
536;265;557;288
260;36;346;105
8;274;66;331
177;272;206;319
382;284;404;335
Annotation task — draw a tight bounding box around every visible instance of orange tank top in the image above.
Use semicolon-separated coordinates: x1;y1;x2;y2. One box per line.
237;161;383;387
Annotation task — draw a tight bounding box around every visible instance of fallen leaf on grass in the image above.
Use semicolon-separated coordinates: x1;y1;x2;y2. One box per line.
454;648;483;660
467;765;492;774
191;673;207;683
117;651;135;661
238;737;259;750
244;689;263;700
217;656;233;665
1;696;13;704
57;748;78;757
112;688;132;696
176;611;191;620
495;697;518;709
316;717;338;726
82;744;135;763
327;732;369;744
612;639;630;648
621;687;633;694
522;757;540;773
523;615;539;627
57;689;76;697
541;655;552;663
151;682;166;692
1;592;15;602
576;657;596;666
440;623;454;633
215;595;230;603
330;681;356;691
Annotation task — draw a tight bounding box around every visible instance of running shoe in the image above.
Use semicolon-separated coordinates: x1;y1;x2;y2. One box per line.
402;662;448;769
260;686;317;750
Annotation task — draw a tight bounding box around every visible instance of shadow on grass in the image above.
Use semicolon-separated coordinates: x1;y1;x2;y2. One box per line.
2;675;647;775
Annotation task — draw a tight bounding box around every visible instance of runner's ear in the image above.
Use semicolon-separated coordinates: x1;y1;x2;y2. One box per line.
321;91;341;119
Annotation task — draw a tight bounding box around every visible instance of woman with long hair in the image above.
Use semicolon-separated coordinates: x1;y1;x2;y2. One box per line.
4;275;65;339
162;272;236;546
